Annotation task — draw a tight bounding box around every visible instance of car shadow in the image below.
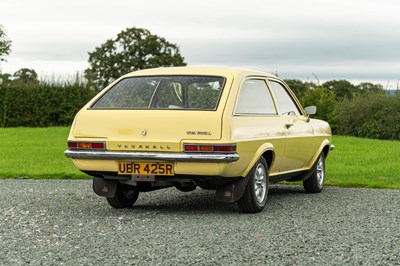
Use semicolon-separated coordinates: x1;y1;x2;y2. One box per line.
109;184;309;215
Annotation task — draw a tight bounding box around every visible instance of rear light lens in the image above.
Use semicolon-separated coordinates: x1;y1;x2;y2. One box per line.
67;141;105;150
184;145;199;152
199;145;213;152
91;142;105;149
78;142;91;149
184;144;236;153
213;145;236;152
67;141;78;149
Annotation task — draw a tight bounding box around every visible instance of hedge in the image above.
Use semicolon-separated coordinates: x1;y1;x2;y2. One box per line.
0;80;96;127
335;94;400;140
1;77;400;141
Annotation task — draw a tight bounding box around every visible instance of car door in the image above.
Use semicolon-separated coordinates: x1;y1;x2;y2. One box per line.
267;79;316;173
231;78;286;175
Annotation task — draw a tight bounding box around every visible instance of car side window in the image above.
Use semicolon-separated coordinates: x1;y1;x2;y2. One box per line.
268;80;300;115
235;79;277;115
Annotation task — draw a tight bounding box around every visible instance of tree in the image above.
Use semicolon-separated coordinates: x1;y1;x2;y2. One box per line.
0;73;12;85
84;27;187;90
0;25;11;63
284;79;309;98
322;80;359;100
13;68;39;83
336;94;400;140
300;87;337;131
357;82;384;95
284;79;317;98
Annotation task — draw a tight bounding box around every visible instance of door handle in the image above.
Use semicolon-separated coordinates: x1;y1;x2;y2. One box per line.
285;123;294;129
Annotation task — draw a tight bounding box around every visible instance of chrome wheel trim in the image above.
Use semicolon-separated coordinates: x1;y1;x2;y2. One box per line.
254;163;267;204
316;155;325;187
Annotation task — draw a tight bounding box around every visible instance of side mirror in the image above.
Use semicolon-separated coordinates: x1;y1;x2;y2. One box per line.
304;106;317;115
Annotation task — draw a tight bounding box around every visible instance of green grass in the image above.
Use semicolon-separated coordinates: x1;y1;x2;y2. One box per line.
0;127;87;179
326;135;400;189
0;128;399;188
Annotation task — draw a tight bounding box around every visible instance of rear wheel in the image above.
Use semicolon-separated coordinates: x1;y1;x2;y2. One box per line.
106;183;139;208
238;157;269;213
303;153;325;193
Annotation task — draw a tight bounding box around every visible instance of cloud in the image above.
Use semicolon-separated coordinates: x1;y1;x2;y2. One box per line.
1;0;400;84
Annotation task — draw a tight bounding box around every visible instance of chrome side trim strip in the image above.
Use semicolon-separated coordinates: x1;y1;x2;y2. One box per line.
64;150;240;163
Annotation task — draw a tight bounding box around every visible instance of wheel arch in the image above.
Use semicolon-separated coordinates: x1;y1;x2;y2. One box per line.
306;139;331;169
320;138;332;159
241;143;275;177
322;143;331;158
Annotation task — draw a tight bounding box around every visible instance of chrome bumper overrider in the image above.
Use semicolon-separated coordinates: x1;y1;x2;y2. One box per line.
64;150;240;163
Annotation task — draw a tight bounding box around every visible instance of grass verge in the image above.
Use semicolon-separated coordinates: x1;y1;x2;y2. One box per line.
326;135;400;189
0;128;399;188
0;127;86;179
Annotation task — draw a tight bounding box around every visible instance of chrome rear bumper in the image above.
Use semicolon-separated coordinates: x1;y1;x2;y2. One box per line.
64;150;240;163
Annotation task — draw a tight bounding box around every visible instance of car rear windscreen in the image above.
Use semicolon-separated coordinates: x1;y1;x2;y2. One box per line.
91;75;225;110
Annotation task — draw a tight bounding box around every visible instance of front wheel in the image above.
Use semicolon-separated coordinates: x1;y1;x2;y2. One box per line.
106;183;139;208
238;157;269;213
303;153;325;193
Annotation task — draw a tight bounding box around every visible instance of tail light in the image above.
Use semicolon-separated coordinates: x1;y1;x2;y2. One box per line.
184;144;236;153
67;141;106;150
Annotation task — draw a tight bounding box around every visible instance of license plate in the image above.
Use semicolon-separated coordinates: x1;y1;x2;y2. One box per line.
118;162;174;176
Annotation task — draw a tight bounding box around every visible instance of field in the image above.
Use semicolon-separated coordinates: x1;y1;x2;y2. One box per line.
326;135;400;188
0;127;85;179
0;127;399;188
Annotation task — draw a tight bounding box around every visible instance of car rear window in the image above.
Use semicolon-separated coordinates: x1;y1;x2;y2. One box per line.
91;75;225;110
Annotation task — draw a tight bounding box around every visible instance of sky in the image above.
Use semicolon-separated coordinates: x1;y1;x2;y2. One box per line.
1;0;400;89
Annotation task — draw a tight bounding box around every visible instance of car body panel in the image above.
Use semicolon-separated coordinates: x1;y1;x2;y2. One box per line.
70;110;224;151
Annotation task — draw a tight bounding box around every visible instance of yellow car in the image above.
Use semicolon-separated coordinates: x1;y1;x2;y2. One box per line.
65;67;333;213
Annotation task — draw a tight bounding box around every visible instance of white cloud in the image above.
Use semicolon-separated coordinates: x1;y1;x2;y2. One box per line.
1;0;400;84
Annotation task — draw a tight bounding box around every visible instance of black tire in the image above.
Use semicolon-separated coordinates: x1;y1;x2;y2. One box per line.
238;157;269;213
303;153;325;193
106;183;139;208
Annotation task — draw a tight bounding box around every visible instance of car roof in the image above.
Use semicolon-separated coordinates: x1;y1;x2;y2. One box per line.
123;66;278;79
